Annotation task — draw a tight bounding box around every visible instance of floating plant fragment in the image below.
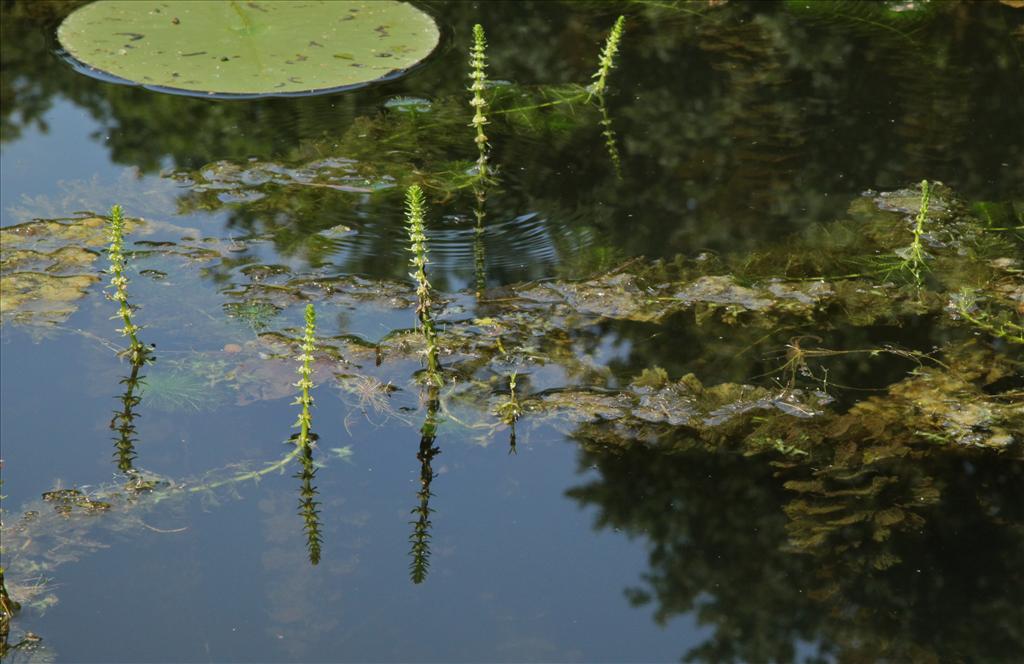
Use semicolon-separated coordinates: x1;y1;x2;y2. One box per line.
57;0;441;97
137;367;226;413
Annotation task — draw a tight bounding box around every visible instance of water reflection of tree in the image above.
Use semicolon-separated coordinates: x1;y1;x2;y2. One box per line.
566;421;1024;662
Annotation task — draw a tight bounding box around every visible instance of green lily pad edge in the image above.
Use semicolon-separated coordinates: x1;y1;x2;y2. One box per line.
57;0;441;98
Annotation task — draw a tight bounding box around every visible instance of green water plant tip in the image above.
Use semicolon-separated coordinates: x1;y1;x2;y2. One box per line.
904;179;931;286
469;24;490;180
107;205;149;365
496;371;522;454
496;371;522;427
406;185;443;385
952;289;1024;345
590;16;626;99
293;303;317;449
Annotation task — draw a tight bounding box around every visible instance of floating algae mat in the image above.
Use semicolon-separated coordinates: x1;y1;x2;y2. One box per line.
56;0;440;96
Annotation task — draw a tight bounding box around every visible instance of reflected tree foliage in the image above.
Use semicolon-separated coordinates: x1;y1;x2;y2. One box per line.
567;343;1024;662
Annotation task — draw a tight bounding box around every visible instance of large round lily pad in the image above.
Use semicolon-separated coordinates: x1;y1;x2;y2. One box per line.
57;0;440;97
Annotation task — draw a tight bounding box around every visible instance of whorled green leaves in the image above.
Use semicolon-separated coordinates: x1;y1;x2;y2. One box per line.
57;0;440;97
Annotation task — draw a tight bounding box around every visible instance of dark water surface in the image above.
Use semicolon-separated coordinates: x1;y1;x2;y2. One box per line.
2;1;1023;662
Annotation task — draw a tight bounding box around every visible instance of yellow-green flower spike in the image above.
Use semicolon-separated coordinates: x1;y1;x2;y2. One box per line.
591;16;626;98
469;24;490;180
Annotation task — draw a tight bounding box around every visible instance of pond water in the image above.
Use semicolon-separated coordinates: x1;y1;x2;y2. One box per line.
1;1;1023;662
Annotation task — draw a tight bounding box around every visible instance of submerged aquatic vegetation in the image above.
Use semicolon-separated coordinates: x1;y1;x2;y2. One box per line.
0;437;350;625
495;371;523;453
951;289;1024;344
467;21;493;294
469;24;491;180
473;184;488;296
404;184;444;581
223;299;281;333
590;16;626;99
107;205;149;365
2;178;1021;650
4;3;1024;657
903;179;932;286
337;374;403;431
292;303;322;565
136;366;225;413
293;304;317;451
560;339;1022;662
866;180;938;287
406;185;442;385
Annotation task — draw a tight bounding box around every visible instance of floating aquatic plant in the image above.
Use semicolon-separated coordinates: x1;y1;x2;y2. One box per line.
950;289;1024;345
406;185;442;386
405;185;444;581
107;205;149;365
495;371;523;454
469;24;491;180
223;299;281;333
338;374;403;431
468;22;493;296
869;180;936;287
291;303;322;565
903;179;932;286
293;304;317;450
57;0;440;97
137;367;223;413
590;16;626;99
